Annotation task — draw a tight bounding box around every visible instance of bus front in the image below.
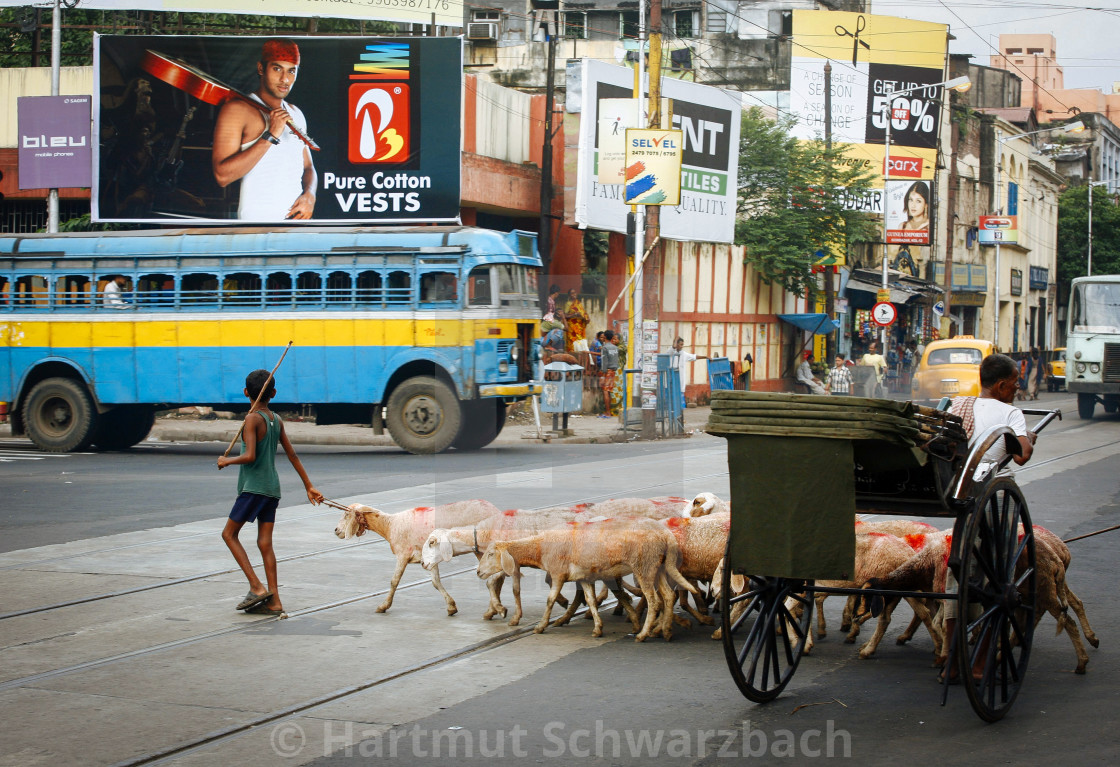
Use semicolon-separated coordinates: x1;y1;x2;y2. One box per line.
1066;276;1120;419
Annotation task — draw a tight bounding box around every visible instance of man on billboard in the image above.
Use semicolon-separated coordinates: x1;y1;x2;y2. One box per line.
211;40;317;221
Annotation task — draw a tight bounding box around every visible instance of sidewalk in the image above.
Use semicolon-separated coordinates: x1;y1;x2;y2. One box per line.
0;405;714;448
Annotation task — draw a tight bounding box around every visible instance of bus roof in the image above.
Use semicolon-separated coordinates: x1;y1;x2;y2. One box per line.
1070;275;1120;284
0;226;541;266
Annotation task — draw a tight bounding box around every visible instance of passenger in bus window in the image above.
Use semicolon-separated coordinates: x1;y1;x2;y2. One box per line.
103;275;131;309
212;39;317;222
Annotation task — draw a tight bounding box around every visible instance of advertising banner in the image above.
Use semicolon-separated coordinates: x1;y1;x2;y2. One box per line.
572;59;740;243
884;179;932;245
978;215;1018;245
623;129;683;206
788;10;949;183
17;96;92;190
597;98;669;185
93;35;461;224
21;1;463;29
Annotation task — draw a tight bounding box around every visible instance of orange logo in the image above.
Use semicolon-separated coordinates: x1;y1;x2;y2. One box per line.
348;84;409;164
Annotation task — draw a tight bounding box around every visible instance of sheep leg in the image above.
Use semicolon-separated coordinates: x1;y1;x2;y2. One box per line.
481;573;507;621
634;571;662;642
678;589;715;626
858;597;900;659
551;584;586;627
376;555;410;613
507;570;523;626
1034;591;1090;675
535;574;567;634
657;573;678;641
896;613;922;644
1063;582;1099;649
840;595;855;632
898;597;939;657
428;563;458;616
582;581;605;637
611;577;633;616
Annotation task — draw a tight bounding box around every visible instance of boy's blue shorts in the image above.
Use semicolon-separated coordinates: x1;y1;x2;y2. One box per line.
229;492;279;524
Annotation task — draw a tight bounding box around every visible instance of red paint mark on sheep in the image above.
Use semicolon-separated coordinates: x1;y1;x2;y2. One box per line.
903;533;927;551
503;509;517;516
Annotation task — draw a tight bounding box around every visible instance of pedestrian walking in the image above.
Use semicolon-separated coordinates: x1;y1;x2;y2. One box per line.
218;369;323;615
1025;347;1046;400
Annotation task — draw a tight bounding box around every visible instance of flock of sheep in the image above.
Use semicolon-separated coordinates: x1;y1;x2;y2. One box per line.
331;495;1098;673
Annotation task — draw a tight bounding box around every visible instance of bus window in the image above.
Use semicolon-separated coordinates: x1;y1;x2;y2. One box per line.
137;273;174;306
55;275;91;307
15;275;48;307
224;272;262;305
387;270;411;304
357;270;382;303
421;271;458;303
266;272;292;305
467;266;493;306
0;276;8;305
182;273;218;305
327;270;352;303
296;271;322;304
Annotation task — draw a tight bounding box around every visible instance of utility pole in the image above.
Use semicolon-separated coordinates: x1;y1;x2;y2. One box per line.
943;108;960;336
823;61;835;361
47;0;60;233
641;0;663;440
537;15;557;283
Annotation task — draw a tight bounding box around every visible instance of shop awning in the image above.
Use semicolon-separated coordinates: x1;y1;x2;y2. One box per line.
778;313;841;335
845;279;920;304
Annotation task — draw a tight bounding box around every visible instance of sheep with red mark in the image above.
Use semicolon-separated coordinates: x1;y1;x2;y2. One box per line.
333;500;502;615
475;516;698;641
658;513;730;627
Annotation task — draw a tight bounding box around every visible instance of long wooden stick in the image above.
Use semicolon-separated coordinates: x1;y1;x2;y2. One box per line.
220;341;293;462
320;498;352;512
1064;523;1120;544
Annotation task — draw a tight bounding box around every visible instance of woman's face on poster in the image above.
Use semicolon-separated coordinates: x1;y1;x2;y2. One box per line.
907;188;928;219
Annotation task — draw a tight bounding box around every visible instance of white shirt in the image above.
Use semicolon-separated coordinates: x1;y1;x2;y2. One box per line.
237;96;309;222
969;397;1028;476
103;280;127;308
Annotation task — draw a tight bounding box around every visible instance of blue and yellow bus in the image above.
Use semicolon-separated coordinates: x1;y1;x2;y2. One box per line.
0;226;542;453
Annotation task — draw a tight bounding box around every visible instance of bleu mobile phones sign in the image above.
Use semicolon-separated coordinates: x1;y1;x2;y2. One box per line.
18;96;93;190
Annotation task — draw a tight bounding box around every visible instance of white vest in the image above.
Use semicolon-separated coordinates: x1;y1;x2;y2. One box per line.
237;95;308;221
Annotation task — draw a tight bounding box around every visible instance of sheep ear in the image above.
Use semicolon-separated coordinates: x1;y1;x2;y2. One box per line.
701;496;715;513
730;573;746;593
500;548;517;577
439;535;453;563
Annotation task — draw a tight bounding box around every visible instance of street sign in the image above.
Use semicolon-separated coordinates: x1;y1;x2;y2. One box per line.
933;300;945;317
876;289;891;303
872;301;897;326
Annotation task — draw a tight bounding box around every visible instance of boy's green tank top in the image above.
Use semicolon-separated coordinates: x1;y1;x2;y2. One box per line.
237;411;282;499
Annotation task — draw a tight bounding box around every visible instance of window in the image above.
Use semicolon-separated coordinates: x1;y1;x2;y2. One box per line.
620;11;640;39
266;272;292;304
224;272;261;304
357;270;382;303
55;274;91;306
0;276;8;305
296;271;322;304
326;270;352;303
421;271;458;303
467;266;493;306
386;270;411;304
927;347;984;366
137;273;174;305
472;9;500;22
16;275;47;306
181;273;218;305
562;11;587;39
674;10;698;39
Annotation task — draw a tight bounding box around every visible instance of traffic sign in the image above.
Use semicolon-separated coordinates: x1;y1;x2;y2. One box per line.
933;300;945;317
872;301;897;327
876;289;891;303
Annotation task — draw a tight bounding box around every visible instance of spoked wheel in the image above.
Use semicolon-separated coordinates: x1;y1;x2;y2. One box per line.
957;476;1037;722
720;551;813;703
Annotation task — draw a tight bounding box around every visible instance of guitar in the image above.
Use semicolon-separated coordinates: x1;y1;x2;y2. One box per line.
155;104;195;190
140;49;320;151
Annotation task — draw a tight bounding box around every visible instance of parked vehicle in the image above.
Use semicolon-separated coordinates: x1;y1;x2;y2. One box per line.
910;336;995;403
1047;347;1066;392
1066;276;1120;419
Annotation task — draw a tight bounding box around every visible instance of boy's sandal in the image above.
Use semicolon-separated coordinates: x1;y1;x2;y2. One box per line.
247;603;286;617
237;590;273;611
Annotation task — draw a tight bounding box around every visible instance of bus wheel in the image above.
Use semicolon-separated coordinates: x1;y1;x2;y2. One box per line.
453;400;507;451
1078;393;1096;420
93;405;156;450
23;377;98;453
386;376;462;455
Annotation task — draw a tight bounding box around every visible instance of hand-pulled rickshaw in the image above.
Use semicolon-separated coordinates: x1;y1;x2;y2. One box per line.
706;391;1060;722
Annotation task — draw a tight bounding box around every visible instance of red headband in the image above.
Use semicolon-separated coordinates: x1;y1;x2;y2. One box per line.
261;40;300;66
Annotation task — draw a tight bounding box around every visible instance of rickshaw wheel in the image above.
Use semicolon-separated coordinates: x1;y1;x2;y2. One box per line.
720;545;813;703
957;477;1036;722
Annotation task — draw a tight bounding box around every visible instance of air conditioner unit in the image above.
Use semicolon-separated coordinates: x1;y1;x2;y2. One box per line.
467;22;499;41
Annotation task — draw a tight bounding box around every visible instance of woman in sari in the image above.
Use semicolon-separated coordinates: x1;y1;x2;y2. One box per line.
563;288;589;353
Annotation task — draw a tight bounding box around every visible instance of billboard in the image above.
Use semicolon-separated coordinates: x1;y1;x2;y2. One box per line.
624;129;683;206
571;59;741;244
884;179;932;245
978;215;1018;245
18;96;92;190
93;35;461;224
788;10;950;183
15;1;462;28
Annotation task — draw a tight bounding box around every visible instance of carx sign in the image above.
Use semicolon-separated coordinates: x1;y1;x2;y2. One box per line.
623;129;683;205
978;216;1018;245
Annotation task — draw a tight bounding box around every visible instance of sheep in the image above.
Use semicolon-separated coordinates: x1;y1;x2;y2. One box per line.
684;492;730;518
333;500;502;615
422;505;594;625
659;513;731;627
475;516;698;641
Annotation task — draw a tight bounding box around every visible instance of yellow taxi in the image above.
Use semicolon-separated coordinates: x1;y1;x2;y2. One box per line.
1047;347;1066;392
910;336;995;403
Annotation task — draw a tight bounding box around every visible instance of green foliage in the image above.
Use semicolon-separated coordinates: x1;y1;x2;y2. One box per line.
1057;184;1120;290
735;107;877;294
55;213;139;233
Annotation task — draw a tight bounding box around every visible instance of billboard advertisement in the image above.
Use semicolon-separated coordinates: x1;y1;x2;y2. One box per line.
623;129;683;206
93;35;461;224
571;59;741;244
788;10;949;183
24;1;462;28
978;215;1018;245
884;179;932;245
17;96;93;190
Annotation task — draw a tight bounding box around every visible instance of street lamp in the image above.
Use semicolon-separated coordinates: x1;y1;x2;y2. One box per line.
878;75;971;348
992;120;1085;348
1087;176;1111;277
